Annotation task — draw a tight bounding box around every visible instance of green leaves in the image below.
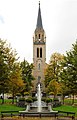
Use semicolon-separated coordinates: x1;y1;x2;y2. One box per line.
20;59;34;93
60;41;77;104
0;39;24;103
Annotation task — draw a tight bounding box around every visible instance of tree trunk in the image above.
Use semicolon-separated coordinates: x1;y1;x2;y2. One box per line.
72;93;74;105
12;88;14;104
62;95;65;105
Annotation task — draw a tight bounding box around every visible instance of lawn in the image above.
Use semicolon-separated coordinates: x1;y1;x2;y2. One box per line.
0;104;77;113
0;104;77;120
0;99;77;119
53;105;77;116
0;104;25;111
0;99;16;104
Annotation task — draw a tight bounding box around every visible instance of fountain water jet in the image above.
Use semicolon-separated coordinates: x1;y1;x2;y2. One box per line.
37;83;42;112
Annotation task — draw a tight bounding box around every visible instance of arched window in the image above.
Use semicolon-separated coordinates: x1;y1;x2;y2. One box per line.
37;48;39;58
42;35;44;39
39;34;40;39
35;34;37;38
40;48;42;58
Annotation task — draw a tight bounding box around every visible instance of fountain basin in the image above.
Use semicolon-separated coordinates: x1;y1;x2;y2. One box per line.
30;100;48;112
19;111;58;117
30;106;48;112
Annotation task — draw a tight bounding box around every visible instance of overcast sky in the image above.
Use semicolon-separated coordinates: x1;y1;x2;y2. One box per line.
0;0;77;63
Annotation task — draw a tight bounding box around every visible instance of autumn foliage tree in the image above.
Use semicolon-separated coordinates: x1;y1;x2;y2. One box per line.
47;79;61;98
0;39;11;103
9;63;24;104
0;39;24;104
45;53;64;96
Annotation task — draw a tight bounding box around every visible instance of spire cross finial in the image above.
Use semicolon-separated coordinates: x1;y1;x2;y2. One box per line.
39;1;40;6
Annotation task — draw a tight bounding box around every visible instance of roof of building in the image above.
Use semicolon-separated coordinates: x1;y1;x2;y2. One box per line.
36;2;43;29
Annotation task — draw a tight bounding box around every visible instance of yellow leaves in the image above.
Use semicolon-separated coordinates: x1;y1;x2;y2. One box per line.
50;52;64;63
9;71;24;88
8;62;25;93
45;52;65;89
47;79;61;96
16;79;24;87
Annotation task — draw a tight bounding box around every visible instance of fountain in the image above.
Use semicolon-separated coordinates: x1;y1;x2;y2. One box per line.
30;83;49;112
37;84;42;112
19;82;58;117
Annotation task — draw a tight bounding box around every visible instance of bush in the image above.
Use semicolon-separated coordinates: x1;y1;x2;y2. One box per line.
19;98;25;101
32;97;37;102
52;98;61;107
52;101;61;107
25;97;33;103
53;98;59;102
46;98;52;103
17;98;25;107
49;92;54;95
16;93;21;96
24;92;29;96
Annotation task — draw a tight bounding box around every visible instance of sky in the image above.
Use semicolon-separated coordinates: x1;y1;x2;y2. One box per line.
0;0;77;63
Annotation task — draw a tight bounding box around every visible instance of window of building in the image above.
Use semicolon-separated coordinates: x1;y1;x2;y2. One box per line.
40;48;42;58
37;48;39;58
36;34;37;38
39;34;40;39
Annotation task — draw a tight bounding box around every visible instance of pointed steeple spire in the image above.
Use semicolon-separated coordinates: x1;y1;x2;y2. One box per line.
36;1;43;29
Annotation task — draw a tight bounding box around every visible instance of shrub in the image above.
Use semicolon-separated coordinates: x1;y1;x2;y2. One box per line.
46;98;52;103
25;97;33;103
52;98;61;107
19;98;25;101
24;92;29;96
32;97;37;102
17;97;25;107
49;92;54;95
53;98;59;102
16;93;21;96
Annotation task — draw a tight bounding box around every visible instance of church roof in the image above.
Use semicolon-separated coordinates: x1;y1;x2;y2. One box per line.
36;2;43;29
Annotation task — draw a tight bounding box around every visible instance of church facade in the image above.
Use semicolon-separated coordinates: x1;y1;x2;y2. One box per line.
33;2;46;92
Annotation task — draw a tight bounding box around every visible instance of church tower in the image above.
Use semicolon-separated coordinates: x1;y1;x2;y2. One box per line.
33;2;46;92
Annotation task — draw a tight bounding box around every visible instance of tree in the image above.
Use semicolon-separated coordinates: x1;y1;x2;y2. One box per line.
60;41;77;104
0;39;11;103
60;69;71;104
45;52;64;88
8;63;24;104
0;39;24;104
20;59;34;95
47;79;61;98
